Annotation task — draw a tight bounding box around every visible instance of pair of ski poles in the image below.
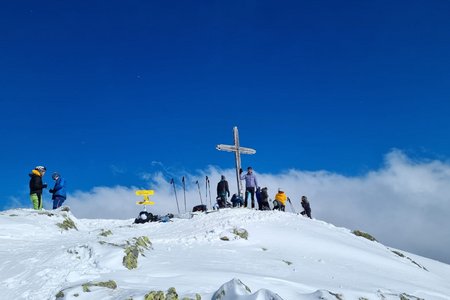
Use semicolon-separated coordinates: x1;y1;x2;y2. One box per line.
195;176;213;209
170;176;213;213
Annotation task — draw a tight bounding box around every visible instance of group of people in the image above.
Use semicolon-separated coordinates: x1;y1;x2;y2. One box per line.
29;166;66;210
28;164;310;217
216;166;312;218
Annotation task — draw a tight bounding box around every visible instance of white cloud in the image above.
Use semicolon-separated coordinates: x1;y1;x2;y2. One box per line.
68;150;450;264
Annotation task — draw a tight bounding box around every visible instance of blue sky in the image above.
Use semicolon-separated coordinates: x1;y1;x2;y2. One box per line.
2;1;450;261
1;0;450;198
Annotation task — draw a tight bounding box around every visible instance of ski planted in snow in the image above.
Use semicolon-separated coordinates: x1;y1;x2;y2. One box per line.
206;175;213;209
182;176;187;213
170;178;180;214
287;197;296;213
195;180;203;205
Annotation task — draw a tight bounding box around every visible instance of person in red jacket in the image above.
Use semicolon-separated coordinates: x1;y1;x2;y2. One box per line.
29;166;48;210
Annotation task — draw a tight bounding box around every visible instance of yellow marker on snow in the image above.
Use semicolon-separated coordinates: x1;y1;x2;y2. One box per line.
135;190;155;205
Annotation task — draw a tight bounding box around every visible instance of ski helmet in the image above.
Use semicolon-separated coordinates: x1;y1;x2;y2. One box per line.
35;166;46;172
52;172;60;180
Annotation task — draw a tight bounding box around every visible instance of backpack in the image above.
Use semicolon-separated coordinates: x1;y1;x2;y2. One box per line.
134;211;154;224
192;204;207;212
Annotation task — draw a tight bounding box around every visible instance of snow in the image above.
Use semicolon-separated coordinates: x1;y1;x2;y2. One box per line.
1;207;450;300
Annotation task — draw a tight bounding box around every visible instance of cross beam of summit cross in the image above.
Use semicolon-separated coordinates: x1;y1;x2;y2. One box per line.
216;126;256;197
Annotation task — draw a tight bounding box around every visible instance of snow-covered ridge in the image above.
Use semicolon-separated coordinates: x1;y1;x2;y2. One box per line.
0;208;449;300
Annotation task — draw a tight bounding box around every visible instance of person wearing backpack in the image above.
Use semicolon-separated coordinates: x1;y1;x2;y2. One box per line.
216;175;230;208
29;166;48;210
49;172;66;209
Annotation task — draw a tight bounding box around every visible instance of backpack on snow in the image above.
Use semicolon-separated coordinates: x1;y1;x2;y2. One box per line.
134;211;154;224
192;204;207;212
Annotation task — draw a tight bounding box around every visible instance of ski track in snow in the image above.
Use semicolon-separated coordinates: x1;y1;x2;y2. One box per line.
1;208;450;300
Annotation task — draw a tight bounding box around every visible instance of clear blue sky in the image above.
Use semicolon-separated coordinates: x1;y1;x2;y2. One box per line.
1;0;450;209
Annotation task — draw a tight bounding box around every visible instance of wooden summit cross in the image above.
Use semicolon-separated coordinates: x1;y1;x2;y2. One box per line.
216;126;256;197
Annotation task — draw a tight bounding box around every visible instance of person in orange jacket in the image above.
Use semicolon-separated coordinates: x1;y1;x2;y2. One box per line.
273;188;288;211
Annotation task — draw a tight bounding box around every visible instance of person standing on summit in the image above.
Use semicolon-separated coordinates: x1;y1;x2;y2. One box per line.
239;166;258;208
216;175;230;208
50;172;67;209
29;166;48;210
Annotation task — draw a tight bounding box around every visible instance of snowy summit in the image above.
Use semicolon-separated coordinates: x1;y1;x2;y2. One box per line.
1;207;449;300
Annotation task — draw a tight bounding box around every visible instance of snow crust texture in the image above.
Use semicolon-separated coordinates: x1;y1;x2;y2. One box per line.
1;207;450;300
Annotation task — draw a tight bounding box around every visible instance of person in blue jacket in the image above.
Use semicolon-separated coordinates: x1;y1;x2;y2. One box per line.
49;172;66;209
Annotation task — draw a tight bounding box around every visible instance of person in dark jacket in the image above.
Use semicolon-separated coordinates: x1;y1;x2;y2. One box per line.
259;187;271;210
29;166;47;210
230;193;244;207
49;172;66;209
239;166;258;208
216;175;230;208
300;195;312;218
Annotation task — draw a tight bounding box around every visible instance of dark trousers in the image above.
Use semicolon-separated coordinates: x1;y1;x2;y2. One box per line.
244;187;255;208
52;196;66;209
217;199;226;208
273;200;285;211
301;209;312;218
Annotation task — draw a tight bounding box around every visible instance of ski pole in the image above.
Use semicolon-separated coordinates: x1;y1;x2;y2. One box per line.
182;176;187;213
287;197;296;213
195;180;203;204
170;178;180;214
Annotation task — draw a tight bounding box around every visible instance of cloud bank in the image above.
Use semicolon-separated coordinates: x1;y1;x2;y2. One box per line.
67;150;450;264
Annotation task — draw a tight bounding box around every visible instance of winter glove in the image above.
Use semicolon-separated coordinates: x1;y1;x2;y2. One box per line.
49;189;54;193
239;168;243;174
